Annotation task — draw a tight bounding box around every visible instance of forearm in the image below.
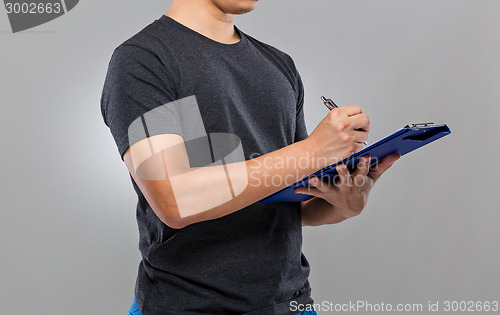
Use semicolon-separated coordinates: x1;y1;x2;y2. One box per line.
301;197;348;227
147;139;334;228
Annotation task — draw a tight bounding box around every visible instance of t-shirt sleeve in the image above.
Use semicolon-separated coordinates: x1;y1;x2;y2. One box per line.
100;44;180;160
294;69;309;143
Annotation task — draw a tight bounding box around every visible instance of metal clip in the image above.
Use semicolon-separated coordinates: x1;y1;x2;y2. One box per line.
404;122;435;128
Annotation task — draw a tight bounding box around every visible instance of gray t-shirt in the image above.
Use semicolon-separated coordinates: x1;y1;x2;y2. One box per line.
100;14;313;315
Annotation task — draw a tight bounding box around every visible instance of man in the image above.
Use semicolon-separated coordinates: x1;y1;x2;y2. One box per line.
100;0;400;314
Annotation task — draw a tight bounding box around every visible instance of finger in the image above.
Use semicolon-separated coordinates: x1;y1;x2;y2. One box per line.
353;155;371;178
294;185;323;198
336;163;352;187
368;152;400;182
294;176;321;195
350;113;370;132
305;176;334;194
340;105;363;117
352;143;365;154
352;129;369;144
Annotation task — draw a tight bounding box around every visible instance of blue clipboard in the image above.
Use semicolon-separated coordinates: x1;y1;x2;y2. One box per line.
260;123;451;203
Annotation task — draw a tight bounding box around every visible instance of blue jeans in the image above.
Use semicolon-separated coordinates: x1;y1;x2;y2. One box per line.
127;297;317;315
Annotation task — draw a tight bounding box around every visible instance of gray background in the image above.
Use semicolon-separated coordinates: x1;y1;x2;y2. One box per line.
1;0;498;314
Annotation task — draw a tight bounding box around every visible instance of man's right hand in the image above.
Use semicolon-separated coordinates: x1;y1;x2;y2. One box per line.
305;105;370;165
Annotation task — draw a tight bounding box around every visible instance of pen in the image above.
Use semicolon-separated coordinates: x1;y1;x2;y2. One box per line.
321;96;368;146
321;95;338;110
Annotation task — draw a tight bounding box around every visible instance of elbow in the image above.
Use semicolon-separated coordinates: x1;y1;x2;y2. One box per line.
163;217;187;229
154;197;188;229
158;208;188;229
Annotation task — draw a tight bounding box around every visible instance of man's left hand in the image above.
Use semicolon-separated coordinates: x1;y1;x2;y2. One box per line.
295;152;400;219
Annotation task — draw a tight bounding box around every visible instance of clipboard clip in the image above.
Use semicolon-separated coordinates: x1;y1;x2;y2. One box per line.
404;122;435;128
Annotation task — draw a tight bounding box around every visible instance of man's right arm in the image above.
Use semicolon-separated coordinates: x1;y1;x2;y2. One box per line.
123;105;370;229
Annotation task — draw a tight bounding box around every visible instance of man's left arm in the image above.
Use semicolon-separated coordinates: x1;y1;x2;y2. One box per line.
299;152;400;227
